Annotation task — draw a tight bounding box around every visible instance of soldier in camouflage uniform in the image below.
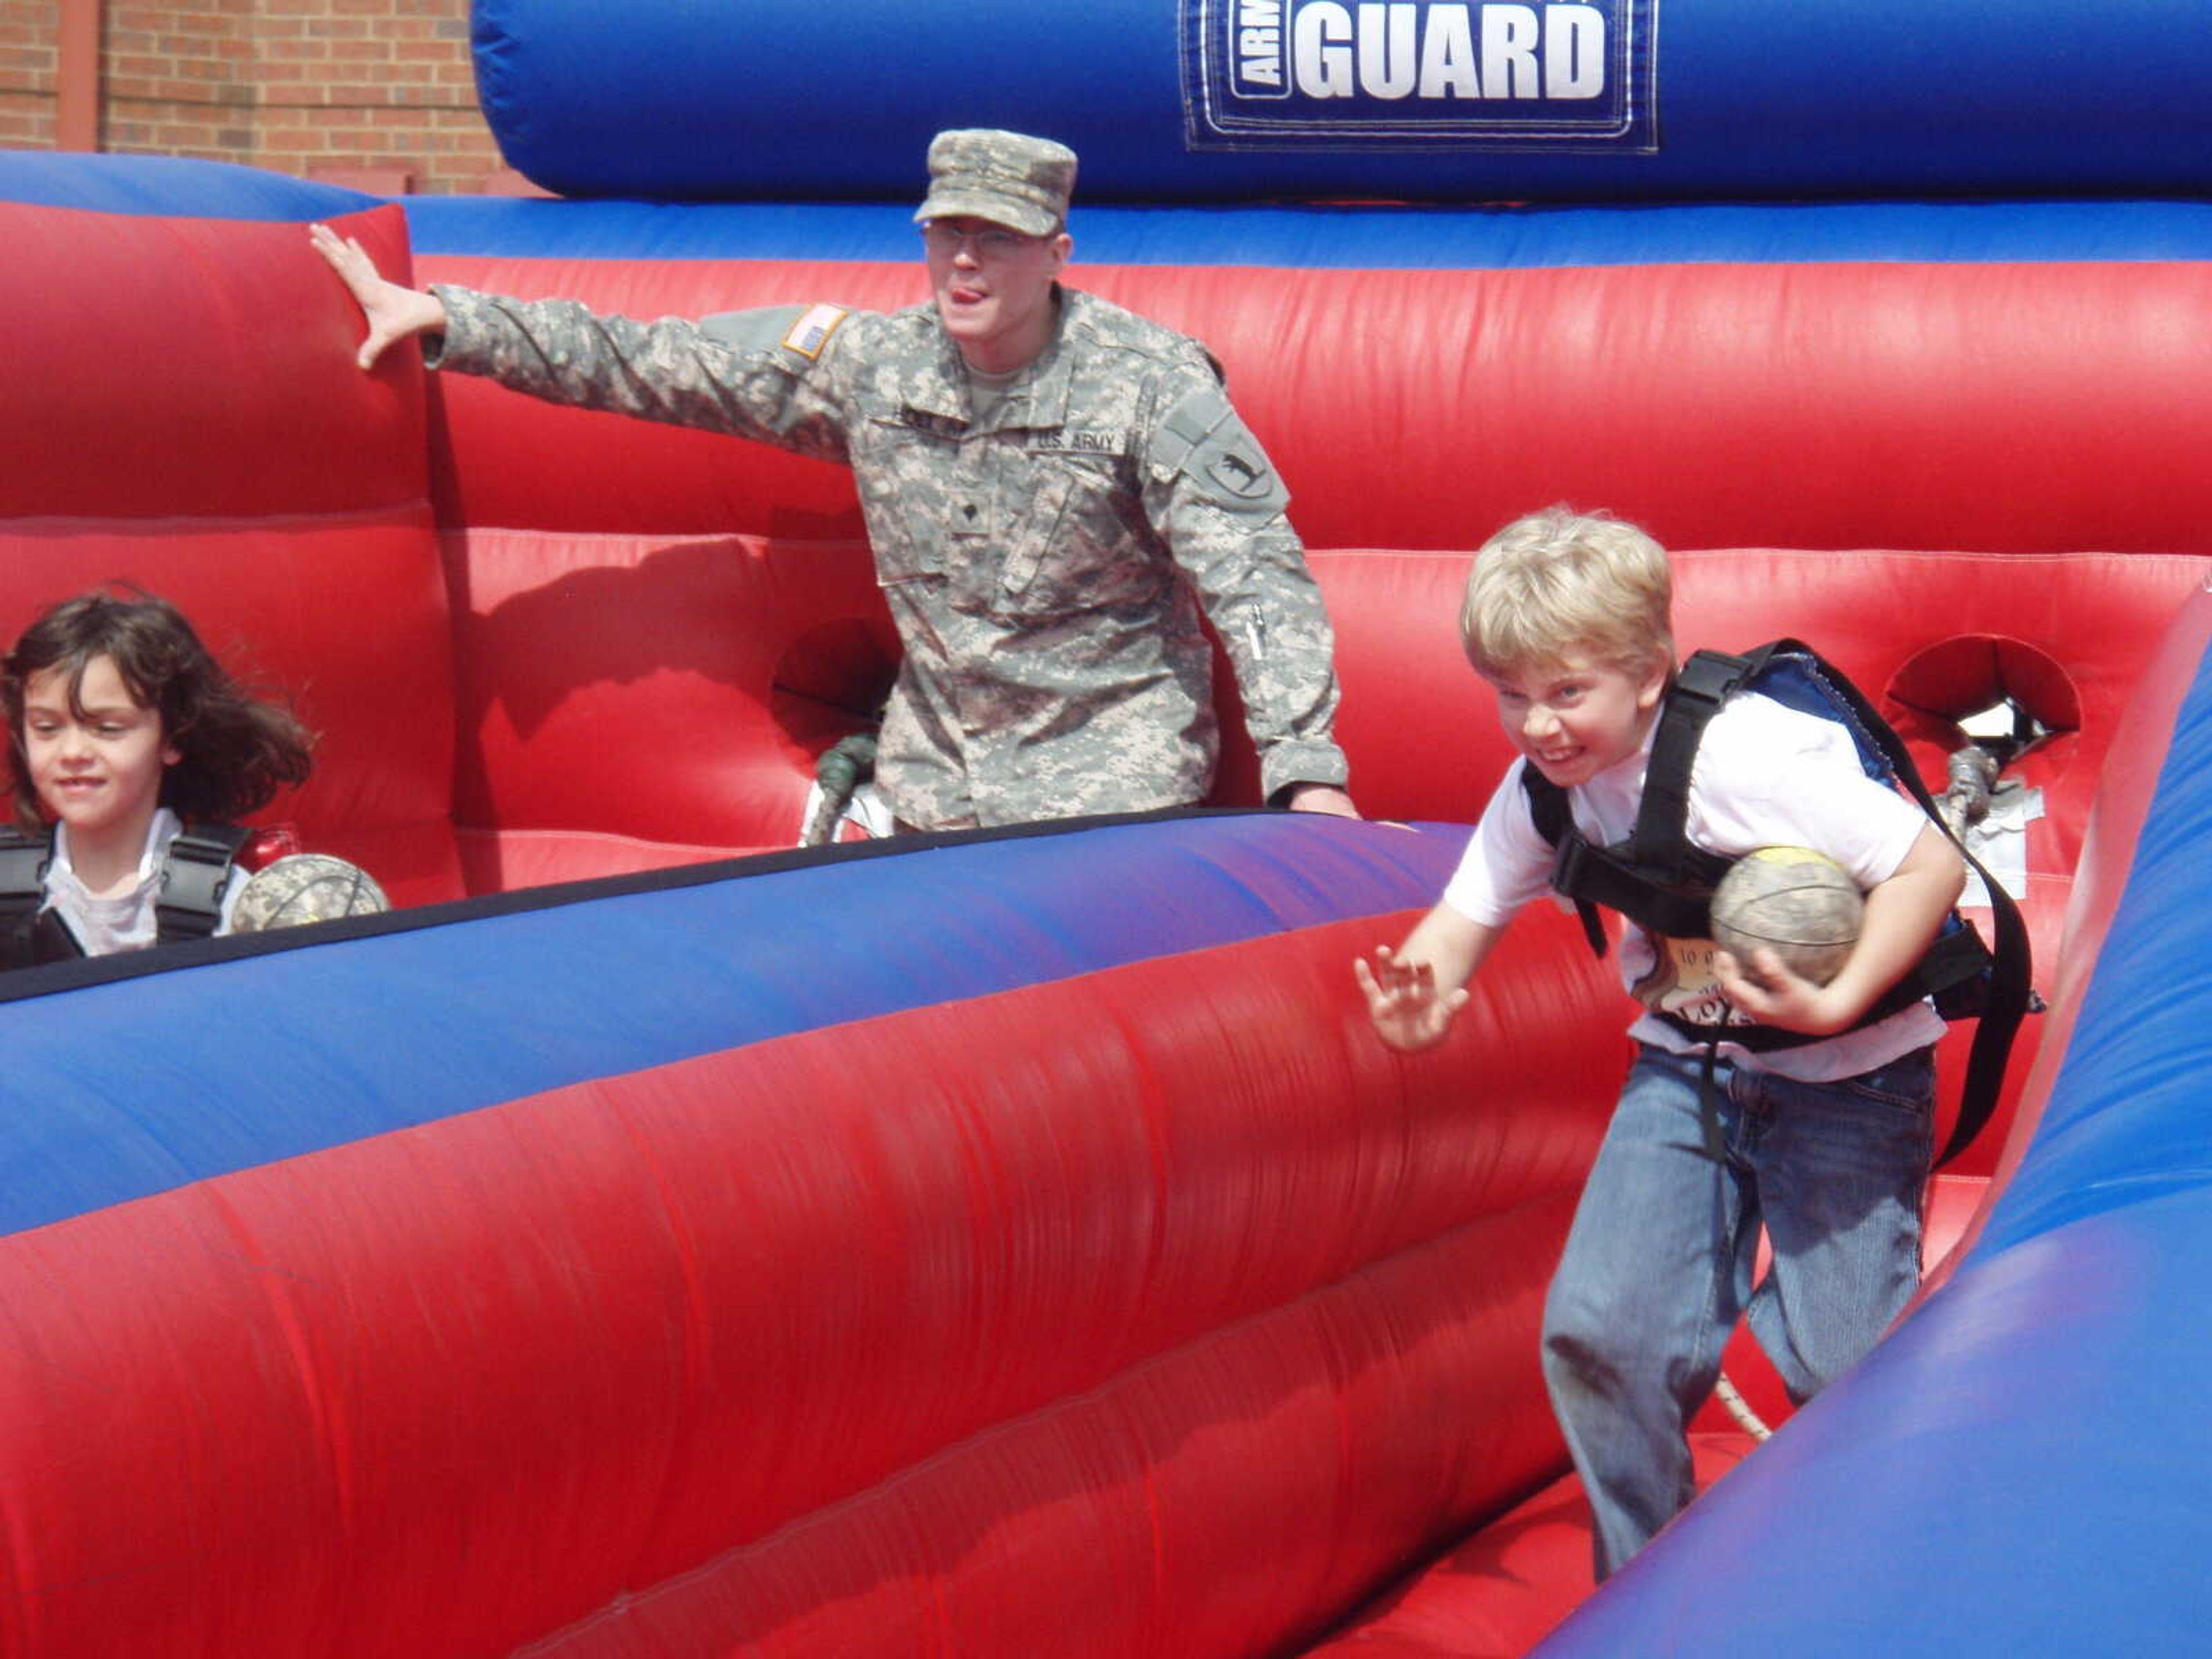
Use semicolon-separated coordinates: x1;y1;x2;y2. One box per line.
312;130;1356;832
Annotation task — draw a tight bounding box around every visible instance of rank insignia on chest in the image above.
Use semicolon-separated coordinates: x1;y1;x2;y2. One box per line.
900;408;967;438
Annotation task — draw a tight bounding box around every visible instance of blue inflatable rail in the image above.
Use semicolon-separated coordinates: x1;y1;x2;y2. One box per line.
0;814;1464;1239
21;156;2212;275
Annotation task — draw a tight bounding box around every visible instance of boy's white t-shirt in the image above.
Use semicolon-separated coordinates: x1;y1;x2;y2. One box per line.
1442;691;1947;1081
42;808;248;956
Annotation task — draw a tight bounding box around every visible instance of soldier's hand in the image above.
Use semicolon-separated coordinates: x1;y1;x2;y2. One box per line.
1284;783;1360;819
309;222;448;372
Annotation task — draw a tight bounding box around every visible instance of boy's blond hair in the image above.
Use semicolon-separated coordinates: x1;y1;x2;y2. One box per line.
1459;507;1675;682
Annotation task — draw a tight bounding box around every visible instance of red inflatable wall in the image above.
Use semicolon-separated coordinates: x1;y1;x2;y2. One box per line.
0;201;465;904
416;249;2212;888
420;255;2212;559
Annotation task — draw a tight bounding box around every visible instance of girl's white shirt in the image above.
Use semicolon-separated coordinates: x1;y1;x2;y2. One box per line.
43;808;247;955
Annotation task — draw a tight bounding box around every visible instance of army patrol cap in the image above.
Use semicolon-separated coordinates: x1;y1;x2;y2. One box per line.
914;129;1077;237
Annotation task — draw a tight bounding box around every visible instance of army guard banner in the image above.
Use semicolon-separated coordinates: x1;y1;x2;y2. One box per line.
461;0;2212;204
1181;0;1657;151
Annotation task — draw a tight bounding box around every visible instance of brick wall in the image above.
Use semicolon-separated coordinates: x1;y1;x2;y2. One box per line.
0;0;524;195
0;2;59;150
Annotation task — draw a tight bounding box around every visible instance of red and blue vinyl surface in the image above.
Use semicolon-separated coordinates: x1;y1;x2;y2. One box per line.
8;0;2212;1650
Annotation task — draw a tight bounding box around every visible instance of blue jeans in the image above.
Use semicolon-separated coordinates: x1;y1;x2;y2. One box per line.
1540;1042;1936;1580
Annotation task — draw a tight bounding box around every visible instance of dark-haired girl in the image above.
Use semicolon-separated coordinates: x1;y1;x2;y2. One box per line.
1;591;313;959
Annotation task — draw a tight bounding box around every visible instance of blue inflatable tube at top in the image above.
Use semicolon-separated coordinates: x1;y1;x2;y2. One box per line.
0;151;375;219
472;0;2212;203
18;156;2212;282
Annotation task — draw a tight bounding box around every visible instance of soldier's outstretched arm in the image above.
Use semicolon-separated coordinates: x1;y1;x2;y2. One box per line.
316;221;853;464
310;222;448;372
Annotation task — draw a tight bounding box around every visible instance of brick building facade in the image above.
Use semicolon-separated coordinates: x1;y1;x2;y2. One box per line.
0;0;526;196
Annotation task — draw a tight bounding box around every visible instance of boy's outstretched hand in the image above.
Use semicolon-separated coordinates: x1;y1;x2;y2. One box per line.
309;222;448;372
1355;944;1471;1052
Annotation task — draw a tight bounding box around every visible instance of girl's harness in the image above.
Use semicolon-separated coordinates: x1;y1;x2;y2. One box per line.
0;821;249;968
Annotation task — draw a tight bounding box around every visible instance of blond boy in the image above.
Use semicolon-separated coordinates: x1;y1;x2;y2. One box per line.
1357;508;1964;1578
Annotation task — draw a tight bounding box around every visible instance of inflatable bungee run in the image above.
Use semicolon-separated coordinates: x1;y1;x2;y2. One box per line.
5;1;2212;1652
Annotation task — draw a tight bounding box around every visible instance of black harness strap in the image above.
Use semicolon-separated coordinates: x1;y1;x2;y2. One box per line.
0;821;250;968
1627;649;1747;880
1747;642;2033;1166
156;823;251;944
0;828;47;916
1523;778;1610;956
0;828;80;967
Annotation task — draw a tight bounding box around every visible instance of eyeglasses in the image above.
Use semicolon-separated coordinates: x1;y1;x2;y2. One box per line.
920;223;1046;259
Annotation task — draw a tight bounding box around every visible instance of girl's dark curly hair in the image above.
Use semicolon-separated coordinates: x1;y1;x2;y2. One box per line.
2;590;315;835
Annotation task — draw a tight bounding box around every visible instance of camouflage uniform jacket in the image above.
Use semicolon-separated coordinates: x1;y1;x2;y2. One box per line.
429;283;1349;831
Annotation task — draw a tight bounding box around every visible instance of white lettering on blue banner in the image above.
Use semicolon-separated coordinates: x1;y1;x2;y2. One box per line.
1184;0;1654;150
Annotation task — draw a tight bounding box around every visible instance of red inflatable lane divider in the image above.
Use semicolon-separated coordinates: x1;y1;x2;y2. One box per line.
0;906;1621;1658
